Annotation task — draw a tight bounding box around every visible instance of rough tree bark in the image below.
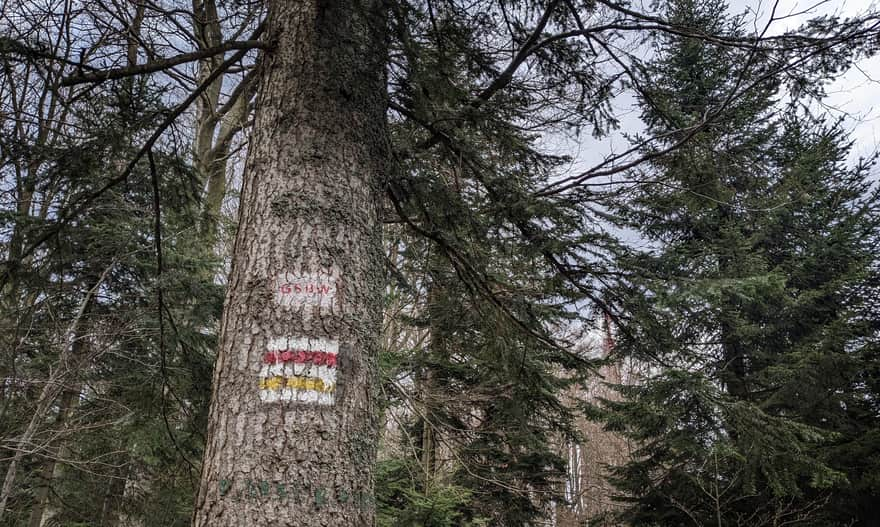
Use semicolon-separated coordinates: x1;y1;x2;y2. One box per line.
192;1;388;525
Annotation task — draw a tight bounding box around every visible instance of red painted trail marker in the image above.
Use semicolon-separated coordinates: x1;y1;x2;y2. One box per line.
274;271;337;308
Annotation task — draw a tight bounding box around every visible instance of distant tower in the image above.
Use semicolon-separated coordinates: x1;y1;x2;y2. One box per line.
602;311;614;357
555;311;634;527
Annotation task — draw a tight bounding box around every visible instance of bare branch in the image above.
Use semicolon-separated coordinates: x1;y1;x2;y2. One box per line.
0;22;266;286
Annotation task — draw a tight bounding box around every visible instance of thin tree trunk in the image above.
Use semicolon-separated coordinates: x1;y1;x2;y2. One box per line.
99;464;127;527
191;1;388;525
418;274;445;492
192;0;255;243
419;374;437;492
26;387;79;527
191;0;224;238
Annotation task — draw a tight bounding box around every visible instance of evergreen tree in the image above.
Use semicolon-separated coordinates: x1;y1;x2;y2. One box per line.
761;116;880;525
599;1;880;525
0;76;222;526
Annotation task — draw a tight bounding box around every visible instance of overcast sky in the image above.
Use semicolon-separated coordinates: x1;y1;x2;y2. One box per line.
746;0;880;159
564;0;880;174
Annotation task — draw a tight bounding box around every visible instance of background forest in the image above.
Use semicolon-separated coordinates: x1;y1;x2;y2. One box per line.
1;0;879;526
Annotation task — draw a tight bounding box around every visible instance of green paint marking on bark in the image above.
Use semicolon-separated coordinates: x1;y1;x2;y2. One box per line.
358;490;374;509
314;487;327;509
218;479;231;496
337;488;350;504
215;478;375;510
246;480;260;498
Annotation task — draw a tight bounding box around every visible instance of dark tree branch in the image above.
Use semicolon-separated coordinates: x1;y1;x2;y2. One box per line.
0;37;102;73
409;0;561;153
60;38;268;86
475;0;560;104
149;149;199;479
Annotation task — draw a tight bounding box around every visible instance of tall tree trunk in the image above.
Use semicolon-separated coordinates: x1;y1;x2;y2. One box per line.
191;1;388;525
